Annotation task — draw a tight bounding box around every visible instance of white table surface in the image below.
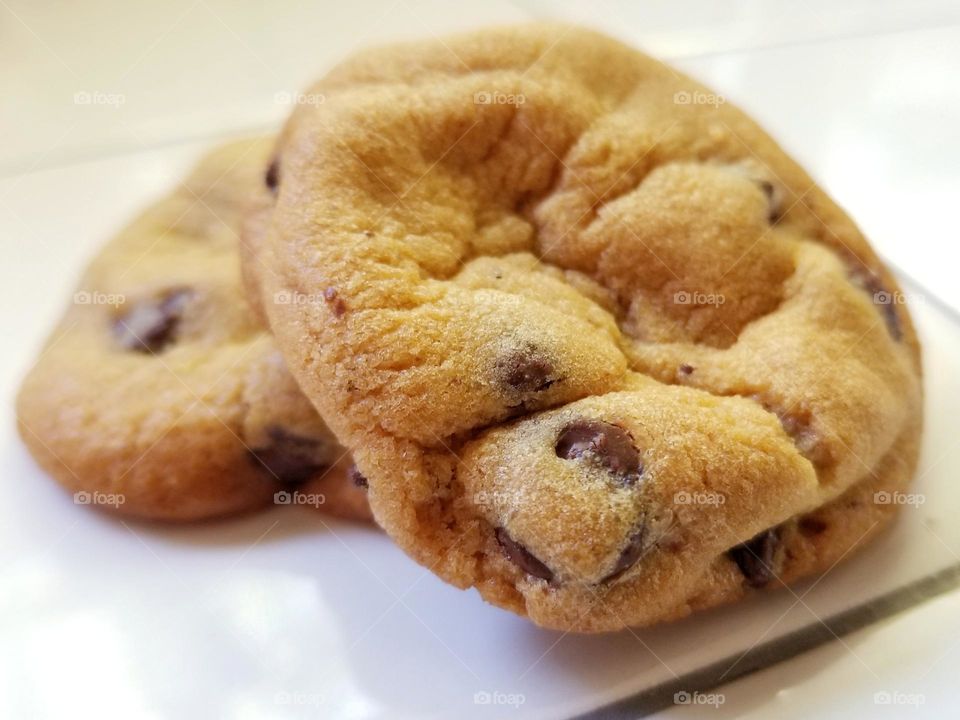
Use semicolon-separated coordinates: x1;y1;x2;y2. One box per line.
2;2;959;718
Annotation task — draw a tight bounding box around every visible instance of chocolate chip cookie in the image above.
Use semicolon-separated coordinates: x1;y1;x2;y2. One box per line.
250;25;923;630
16;138;370;522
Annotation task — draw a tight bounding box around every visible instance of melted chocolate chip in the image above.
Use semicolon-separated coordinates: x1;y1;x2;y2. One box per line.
728;527;781;588
265;158;280;193
848;265;903;341
799;516;828;536
678;363;694;376
757;179;784;223
777;410;831;468
250;425;329;484
555;419;643;486
113;288;192;353
750;396;831;469
323;287;346;317
878;302;902;341
348;464;368;489
602;523;649;583
495;527;553;581
495;346;557;393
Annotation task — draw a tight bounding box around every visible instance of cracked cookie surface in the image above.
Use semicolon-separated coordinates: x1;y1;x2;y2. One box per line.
251;25;922;630
16;139;371;522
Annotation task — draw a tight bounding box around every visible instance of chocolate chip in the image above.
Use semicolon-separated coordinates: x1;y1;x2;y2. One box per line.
728;165;786;223
602;523;650;583
751;396;831;469
799;516;828;536
495;527;553;581
848;265;903;341
265;158;280;193
323;287;346;317
555;419;643;486
113;288;192;353
250;425;330;484
777;411;831;468
678;363;694;376
495;346;557;393
756;179;784;223
878;301;902;341
348;464;368;489
728;527;781;588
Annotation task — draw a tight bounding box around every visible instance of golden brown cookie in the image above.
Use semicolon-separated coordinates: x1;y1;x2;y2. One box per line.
251;25;922;630
16;138;371;523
